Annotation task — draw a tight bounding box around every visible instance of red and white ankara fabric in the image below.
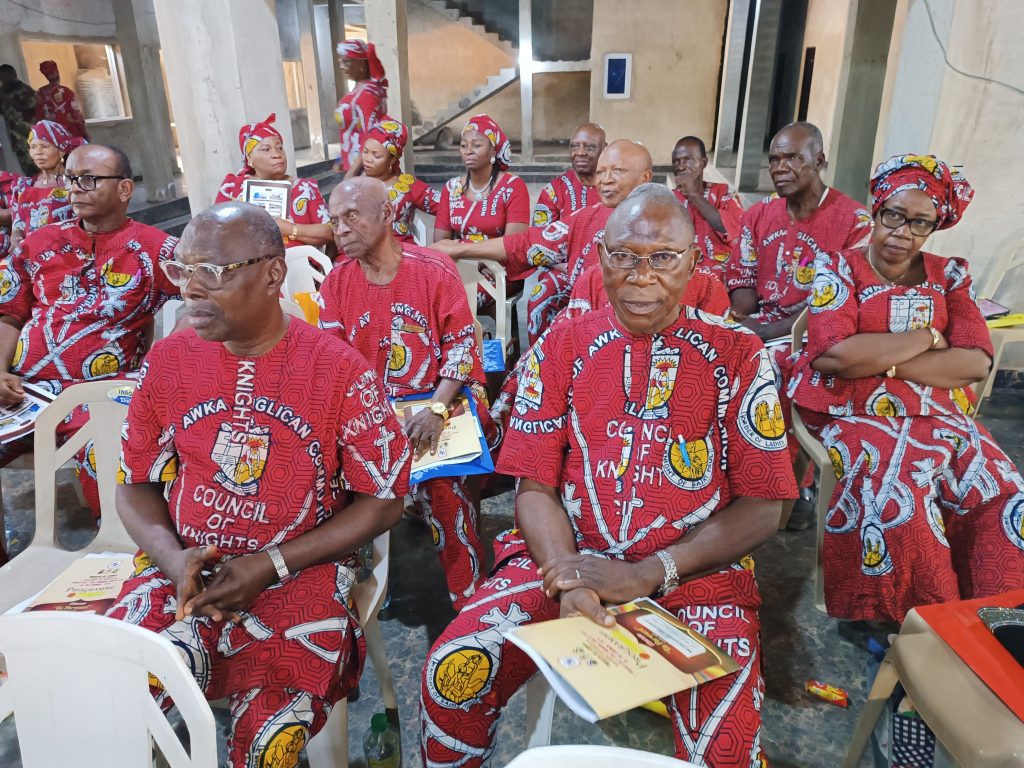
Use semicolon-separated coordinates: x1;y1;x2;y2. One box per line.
421;305;797;768
725;188;871;324
532;169;595;226
672;181;744;280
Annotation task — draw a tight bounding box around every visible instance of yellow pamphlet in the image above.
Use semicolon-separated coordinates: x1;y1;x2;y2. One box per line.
27;555;134;614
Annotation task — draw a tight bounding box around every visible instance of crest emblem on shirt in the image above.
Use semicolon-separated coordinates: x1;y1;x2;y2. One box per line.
1002;492;1024;553
211;423;270;496
809;271;848;312
866;388;906;418
515;347;544;414
888;293;934;332
662;429;715;491
861;520;893;576
0;266;21;305
737;356;788;452
623;338;679;421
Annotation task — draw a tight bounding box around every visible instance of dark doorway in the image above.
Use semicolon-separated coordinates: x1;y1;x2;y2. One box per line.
765;0;808;148
797;47;816;121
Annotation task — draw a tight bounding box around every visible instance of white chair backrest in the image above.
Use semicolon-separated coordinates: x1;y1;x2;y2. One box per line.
157;298;185;341
0;612;217;768
412;212;431;247
33;380;135;553
280;296;307;320
457;258;512;343
504;745;697;768
792;309;808;354
284;245;333;298
352;531;390;622
978;230;1024;301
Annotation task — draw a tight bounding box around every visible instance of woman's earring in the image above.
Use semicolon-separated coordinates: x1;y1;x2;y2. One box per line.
490;156;496;165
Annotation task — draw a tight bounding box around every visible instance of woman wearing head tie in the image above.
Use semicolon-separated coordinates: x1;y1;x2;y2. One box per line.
335;39;388;178
788;154;1024;624
9;120;83;248
360;117;440;244
215;113;333;250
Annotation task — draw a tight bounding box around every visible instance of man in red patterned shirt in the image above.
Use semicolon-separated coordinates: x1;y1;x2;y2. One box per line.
532;122;606;226
671;135;744;280
320;177;494;610
726;122;871;340
0;144;178;522
433;139;653;347
109;203;410;768
421;185;797;768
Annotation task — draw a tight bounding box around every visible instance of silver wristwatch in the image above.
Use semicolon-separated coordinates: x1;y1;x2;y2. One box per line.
266;545;291;582
655;550;680;597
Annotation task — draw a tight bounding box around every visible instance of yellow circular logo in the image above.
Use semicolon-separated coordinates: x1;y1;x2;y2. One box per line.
398;173;414;185
89;352;120;378
754;400;786;439
669;439;709;481
388;344;407;372
393;182;410;194
433;648;492;705
259;724;307;768
828;446;845;480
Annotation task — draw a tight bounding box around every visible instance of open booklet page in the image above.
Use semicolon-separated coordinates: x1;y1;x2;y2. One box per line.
0;382;57;444
506;597;739;722
27;554;136;614
392;391;483;474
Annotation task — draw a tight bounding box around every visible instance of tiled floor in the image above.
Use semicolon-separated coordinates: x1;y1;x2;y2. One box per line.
1;390;1022;767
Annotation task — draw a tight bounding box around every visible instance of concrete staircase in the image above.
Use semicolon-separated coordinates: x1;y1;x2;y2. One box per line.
412;66;520;146
419;0;516;55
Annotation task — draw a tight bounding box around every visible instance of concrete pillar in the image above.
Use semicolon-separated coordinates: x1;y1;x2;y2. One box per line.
295;0;326;160
327;0;347;102
714;0;753;157
114;0;177;202
313;2;338;159
827;0;897;203
734;0;783;191
518;0;533;163
0;24;27;82
365;0;415;172
153;0;293;214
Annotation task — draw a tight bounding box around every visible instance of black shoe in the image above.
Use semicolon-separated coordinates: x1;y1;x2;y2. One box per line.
786;492;815;531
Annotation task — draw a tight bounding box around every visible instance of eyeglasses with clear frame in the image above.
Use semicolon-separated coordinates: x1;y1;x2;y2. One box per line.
600;242;696;271
877;207;938;237
160;254;276;290
55;174;128;191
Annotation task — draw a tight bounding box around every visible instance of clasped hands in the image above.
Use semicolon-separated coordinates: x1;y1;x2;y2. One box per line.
536;552;664;627
170;545;277;624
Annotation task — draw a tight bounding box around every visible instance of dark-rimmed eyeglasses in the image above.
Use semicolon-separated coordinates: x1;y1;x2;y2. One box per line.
56;174;129;191
160;254;276;290
601;244;694;271
878;207;937;237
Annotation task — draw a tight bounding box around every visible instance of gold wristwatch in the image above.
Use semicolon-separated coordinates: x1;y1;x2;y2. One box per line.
428;401;449;422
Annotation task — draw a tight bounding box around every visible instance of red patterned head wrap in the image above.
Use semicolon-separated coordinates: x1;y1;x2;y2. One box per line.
238;113;283;173
39;60;59;80
28;120;84;154
337;39;387;84
463;114;512;171
364;117;408;159
870;154;974;231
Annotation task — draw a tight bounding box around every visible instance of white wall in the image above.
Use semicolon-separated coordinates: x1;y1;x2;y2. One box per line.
876;0;1024;368
798;0;853;163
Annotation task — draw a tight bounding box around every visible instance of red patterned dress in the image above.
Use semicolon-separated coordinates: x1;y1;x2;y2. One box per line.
0;218;179;510
108;320;410;768
725;189;871;324
319;245;494;610
335;80;388;173
216;174;330;249
672;181;744;280
502;202;614;347
421;306;797;768
532;169;595;226
387;173;440;243
788;248;1024;621
10;177;75;237
0;171;23;261
436;173;530;242
33;82;88;138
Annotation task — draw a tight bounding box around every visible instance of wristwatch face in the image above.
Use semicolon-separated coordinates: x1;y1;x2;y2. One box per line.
429;402;448;419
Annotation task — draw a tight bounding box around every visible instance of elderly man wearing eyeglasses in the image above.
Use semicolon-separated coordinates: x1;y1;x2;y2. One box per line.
108;201;409;768
0;143;178;543
421;184;797;768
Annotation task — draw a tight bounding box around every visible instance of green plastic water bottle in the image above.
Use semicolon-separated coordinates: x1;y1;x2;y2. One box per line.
363;712;401;768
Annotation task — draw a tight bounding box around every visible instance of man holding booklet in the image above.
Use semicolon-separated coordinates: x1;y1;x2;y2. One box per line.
320;177;495;611
420;186;797;767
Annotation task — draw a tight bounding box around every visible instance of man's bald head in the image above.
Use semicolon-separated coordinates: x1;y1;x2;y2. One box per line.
328;175;395;261
595;139;654;208
768;122;826;198
569;122;607;179
601;183;697;336
182;202;285;264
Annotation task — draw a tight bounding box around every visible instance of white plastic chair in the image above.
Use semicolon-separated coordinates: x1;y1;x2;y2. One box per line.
525;675;556;748
284;244;333;299
285;531;397;768
0;611;217;767
457;259;517;349
504;745;699;768
0;380;136;615
788;310;834;613
157;298;185;340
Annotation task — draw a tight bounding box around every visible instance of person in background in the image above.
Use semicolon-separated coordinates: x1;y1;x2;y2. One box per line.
321;177;494;610
215;113;333;251
421;185;796;768
787;154;1024;625
0;143;179;522
360;116;440;244
433;114;529;245
108;202;409;768
0;64;37;174
532;122;606;226
726;122;870;340
0;157;21;261
33;60;88;141
671;135;744;280
9;120;83;248
335;39;388;178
